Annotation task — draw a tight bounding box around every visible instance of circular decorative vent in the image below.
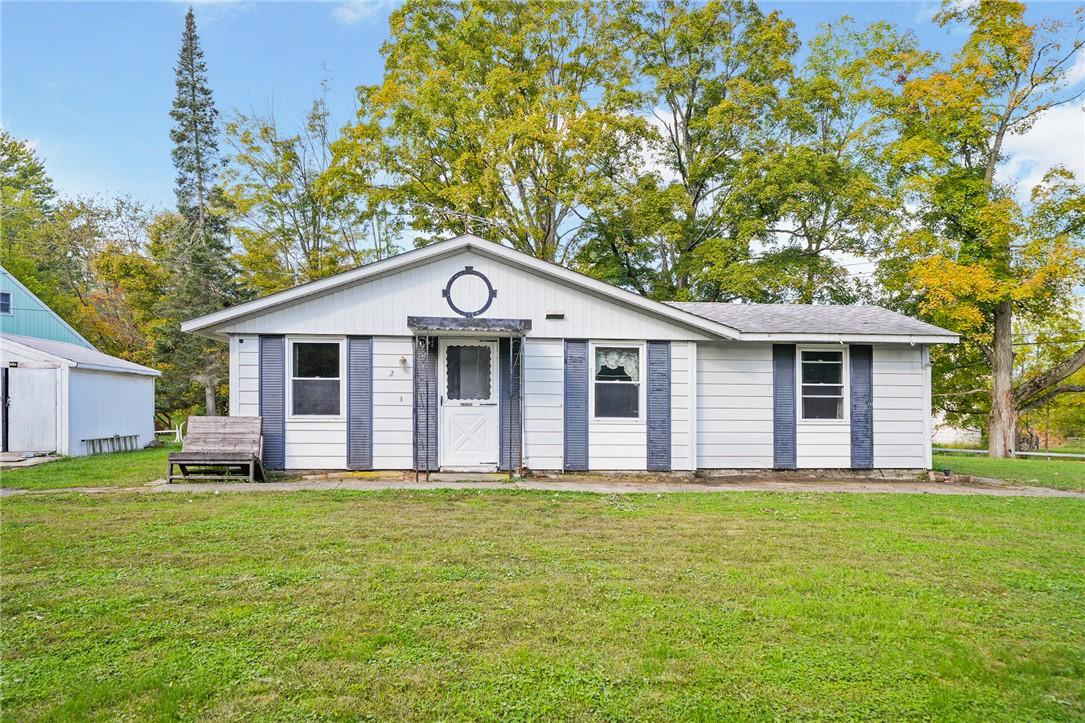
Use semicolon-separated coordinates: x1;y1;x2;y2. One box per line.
442;266;496;318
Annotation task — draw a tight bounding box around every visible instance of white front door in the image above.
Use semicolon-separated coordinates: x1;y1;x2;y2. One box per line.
439;339;499;471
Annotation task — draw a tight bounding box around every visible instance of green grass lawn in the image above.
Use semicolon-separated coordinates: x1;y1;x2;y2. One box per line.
0;444;176;491
3;490;1083;720
934;453;1085;492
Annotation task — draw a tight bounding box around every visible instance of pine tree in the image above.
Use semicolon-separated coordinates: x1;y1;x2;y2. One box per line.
157;7;242;416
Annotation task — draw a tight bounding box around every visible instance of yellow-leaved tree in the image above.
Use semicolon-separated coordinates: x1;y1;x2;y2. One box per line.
882;1;1085;456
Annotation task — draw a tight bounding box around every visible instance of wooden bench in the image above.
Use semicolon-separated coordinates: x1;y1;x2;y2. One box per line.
167;416;265;483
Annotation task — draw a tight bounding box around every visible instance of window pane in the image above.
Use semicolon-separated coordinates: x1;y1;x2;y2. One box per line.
803;350;842;363
802;361;841;384
595;383;639;418
594;347;639;382
803;396;842;420
0;292;10;314
446;345;491;400
293;343;339;378
802;384;843;398
293;379;340;415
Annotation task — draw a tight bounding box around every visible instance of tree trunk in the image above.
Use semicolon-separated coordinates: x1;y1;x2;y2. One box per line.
988;300;1015;457
204;377;218;416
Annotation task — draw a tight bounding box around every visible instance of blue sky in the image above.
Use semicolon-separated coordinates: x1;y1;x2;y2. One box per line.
2;0;1082;210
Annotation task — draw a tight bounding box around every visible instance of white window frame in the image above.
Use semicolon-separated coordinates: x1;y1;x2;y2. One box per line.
286;336;346;420
0;291;11;316
589;341;645;423
797;345;849;424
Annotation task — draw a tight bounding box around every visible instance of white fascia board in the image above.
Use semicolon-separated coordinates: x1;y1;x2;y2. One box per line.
0;337;71;367
71;362;161;377
0;336;160;375
181;235;744;341
736;333;959;345
181;238;477;335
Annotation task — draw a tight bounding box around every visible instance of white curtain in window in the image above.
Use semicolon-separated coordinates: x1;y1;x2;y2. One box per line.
594;348;639;381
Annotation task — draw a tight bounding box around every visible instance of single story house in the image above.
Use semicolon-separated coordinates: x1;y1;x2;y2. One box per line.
181;235;957;474
0;265;160;457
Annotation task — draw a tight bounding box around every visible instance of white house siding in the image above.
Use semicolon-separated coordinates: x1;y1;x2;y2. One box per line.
796;425;851;468
522;338;563;471
590;419;647;470
873;344;929;468
67;368;155;456
219;250;712;342
670;341;694;470
372;336;414;469
229;335;259;417
285;417;346;469
695;342;774;468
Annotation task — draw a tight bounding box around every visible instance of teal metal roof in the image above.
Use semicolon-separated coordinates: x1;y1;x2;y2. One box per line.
0;266;94;349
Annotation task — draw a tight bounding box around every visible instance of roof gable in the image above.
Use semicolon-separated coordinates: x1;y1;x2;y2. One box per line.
182;236;742;341
181;235;957;344
0;266;94;348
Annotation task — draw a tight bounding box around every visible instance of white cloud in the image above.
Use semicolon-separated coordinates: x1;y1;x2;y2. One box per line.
332;0;397;26
1000;103;1085;200
1068;50;1085;85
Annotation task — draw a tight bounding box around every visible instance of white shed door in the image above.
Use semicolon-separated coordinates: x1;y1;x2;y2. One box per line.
439;339;499;471
7;368;58;453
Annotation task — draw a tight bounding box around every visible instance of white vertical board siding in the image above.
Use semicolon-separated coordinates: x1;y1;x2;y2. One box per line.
522;338;564;470
67;368;156;456
873;344;928;468
7;367;59;453
670;341;694;470
372;336;414;469
696;342;774;468
229;335;259;417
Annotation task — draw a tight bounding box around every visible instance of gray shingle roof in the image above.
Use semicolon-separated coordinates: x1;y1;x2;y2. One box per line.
668;303;957;338
1;333;160;375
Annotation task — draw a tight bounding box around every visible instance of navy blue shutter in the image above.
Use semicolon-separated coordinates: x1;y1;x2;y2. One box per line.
563;340;589;471
346;337;373;470
646;341;671;471
772;344;797;469
413;337;438;471
850;345;874;469
499;338;523;472
258;335;286;470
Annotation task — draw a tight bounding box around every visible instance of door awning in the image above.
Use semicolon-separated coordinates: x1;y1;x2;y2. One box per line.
406;316;532;335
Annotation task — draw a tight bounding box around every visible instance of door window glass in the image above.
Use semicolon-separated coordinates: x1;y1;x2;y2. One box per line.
446;345;492;400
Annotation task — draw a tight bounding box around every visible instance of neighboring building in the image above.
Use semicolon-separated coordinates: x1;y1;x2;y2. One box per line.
0;266;159;457
0;266;93;347
182;235;958;474
932;413;983;447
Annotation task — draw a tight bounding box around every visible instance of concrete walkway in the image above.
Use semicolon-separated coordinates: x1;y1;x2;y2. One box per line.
0;453;57;470
3;476;1084;498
